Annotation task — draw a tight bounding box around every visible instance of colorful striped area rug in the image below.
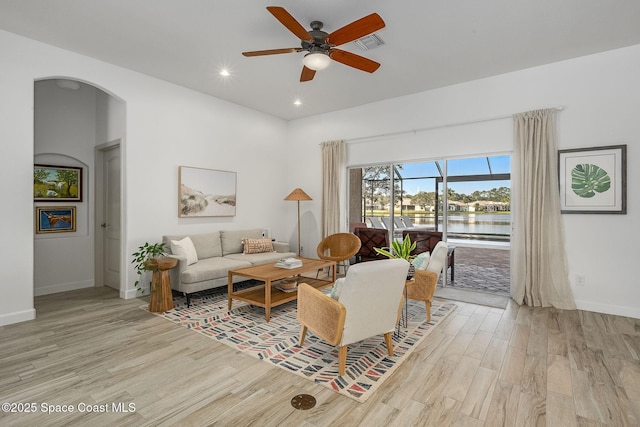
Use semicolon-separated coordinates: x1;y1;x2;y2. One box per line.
145;288;456;403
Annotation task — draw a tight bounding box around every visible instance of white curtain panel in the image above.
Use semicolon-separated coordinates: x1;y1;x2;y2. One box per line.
512;109;576;309
321;140;345;237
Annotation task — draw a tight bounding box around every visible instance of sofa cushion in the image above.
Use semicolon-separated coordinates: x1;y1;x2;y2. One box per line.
170;237;198;265
180;257;250;284
164;232;222;259
243;238;274;254
220;229;263;256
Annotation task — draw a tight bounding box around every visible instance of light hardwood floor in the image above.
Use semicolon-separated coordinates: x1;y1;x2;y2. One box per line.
1;287;639;426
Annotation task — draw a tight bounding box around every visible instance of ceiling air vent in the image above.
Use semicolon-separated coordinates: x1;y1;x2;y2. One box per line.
353;34;384;51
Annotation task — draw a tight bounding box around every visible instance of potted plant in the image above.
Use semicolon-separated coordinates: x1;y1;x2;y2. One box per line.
374;234;417;279
131;242;166;293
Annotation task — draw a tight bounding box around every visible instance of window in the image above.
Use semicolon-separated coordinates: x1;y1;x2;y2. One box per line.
350;155;510;239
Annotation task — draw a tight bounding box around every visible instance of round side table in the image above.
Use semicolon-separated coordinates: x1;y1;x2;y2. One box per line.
148;257;178;312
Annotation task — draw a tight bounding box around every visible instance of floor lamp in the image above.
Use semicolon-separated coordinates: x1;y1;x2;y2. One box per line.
284;188;312;256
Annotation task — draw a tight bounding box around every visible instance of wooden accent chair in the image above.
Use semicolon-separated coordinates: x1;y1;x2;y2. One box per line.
402;229;455;282
405;241;449;321
403;229;442;255
353;227;389;263
349;222;367;233
316;233;362;275
297;259;410;376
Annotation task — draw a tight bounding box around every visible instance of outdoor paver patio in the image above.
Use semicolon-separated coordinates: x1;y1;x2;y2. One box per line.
447;245;510;295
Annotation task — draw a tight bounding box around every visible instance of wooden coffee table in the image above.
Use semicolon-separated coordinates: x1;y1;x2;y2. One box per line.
228;257;336;322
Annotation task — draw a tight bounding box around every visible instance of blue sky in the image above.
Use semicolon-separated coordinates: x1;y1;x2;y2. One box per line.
399;156;511;195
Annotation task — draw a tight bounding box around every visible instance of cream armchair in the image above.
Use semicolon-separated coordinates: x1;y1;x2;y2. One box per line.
406;241;449;321
297;258;410;376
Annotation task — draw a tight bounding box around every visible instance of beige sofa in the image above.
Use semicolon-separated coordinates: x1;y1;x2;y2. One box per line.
162;229;295;306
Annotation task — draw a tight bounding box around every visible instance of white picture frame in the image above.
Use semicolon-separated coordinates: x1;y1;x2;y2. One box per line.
558;145;626;214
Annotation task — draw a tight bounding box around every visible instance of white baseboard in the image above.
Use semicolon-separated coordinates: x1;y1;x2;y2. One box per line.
575;300;640;320
121;287;144;299
34;280;94;296
121;281;149;299
34;280;144;301
0;308;36;326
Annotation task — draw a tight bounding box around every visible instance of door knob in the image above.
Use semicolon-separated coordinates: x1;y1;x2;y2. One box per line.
101;223;107;228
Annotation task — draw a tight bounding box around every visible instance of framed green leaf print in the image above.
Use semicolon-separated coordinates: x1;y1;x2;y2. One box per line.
558;145;626;214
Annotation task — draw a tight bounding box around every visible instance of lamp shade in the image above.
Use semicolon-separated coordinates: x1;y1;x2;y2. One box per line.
302;52;331;71
284;188;312;201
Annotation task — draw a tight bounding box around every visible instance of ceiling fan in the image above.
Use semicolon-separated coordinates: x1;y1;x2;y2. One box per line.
242;6;385;82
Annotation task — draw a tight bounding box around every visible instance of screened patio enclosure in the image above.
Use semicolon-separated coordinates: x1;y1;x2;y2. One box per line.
348;155;512;295
348;155;511;242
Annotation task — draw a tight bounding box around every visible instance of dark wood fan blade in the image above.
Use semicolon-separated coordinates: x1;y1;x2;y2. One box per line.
267;6;313;42
329;49;380;73
326;13;385;46
300;66;316;82
242;48;300;57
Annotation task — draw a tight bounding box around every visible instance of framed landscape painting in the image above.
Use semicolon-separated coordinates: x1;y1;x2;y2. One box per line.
558;145;626;214
34;164;82;202
178;166;237;217
36;206;76;234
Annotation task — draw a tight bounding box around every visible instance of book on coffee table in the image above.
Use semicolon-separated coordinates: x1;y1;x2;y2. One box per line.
275;257;303;269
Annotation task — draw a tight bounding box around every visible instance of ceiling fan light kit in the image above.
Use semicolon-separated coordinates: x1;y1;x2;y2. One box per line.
242;6;385;82
303;51;331;70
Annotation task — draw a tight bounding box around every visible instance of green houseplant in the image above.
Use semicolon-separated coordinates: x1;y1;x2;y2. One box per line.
131;242;166;293
374;234;417;279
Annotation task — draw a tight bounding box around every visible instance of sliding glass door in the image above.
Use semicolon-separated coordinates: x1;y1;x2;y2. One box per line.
348;155;511;295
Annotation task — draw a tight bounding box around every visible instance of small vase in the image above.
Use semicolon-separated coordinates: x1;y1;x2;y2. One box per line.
407;262;415;280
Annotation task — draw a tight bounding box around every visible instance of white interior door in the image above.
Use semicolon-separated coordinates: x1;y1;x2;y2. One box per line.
103;145;121;289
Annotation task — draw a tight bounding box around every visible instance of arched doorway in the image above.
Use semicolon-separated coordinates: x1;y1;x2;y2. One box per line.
33;78;126;297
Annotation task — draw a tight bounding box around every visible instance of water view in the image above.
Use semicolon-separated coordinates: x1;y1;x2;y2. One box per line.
355;155;513;241
364;213;511;241
411;213;511;236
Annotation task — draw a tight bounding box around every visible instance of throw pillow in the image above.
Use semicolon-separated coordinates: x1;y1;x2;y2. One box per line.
412;252;431;270
243;238;274;254
329;278;346;300
171;237;198;266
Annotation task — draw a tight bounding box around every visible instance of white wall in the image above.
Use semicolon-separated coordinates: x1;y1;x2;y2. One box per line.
0;29;290;325
1;26;638;324
96;89;126;145
287;45;640;319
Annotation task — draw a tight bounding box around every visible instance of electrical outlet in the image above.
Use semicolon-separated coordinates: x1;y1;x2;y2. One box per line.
575;275;585;286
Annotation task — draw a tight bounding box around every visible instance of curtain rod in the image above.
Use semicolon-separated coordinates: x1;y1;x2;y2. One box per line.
345;105;565;145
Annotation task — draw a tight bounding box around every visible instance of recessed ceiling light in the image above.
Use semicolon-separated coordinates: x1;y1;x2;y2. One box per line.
219;69;230;77
294;99;302;106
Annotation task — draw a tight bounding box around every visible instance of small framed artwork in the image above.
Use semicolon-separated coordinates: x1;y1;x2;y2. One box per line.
558;145;626;214
34;164;83;202
178;166;237;217
36;207;77;233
